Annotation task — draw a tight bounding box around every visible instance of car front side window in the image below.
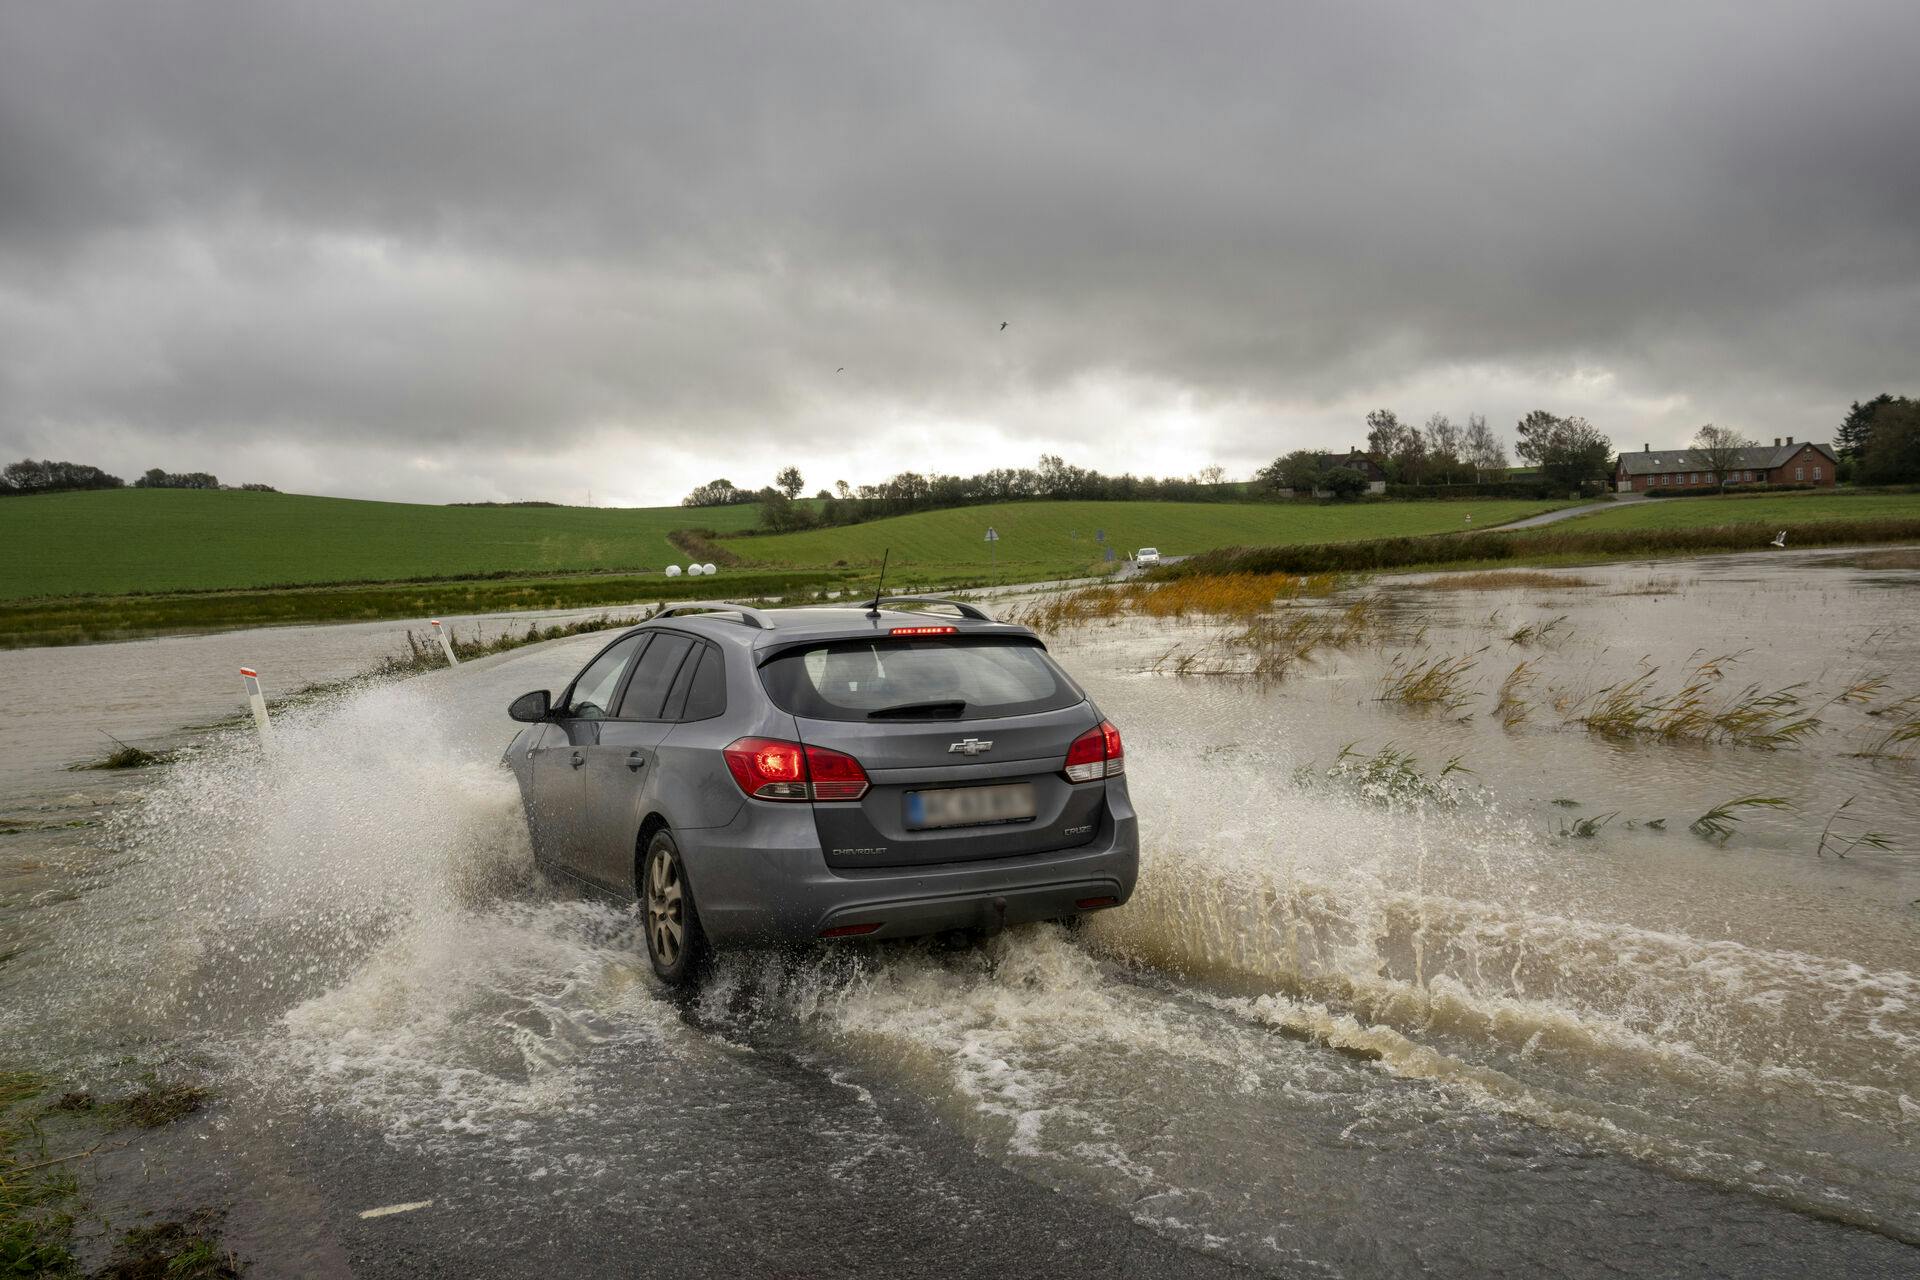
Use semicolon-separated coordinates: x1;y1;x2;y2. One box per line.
567;635;647;720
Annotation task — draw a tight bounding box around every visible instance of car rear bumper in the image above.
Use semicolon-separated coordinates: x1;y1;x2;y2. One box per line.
677;782;1138;946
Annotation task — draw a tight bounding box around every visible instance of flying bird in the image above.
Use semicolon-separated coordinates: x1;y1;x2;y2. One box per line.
999;321;1008;331
836;367;844;373
1770;530;1787;548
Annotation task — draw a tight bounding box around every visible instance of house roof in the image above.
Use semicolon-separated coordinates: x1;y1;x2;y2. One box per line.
1615;441;1836;476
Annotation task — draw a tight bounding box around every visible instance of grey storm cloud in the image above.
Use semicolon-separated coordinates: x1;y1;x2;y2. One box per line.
1;1;1916;502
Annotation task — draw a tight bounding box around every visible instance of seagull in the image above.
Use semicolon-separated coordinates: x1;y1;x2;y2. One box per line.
836;367;844;373
999;321;1008;331
1770;530;1787;548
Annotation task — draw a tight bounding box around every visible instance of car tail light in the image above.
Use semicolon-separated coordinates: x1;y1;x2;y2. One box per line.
889;625;957;636
1075;896;1119;910
819;922;883;939
1063;720;1124;782
723;737;870;802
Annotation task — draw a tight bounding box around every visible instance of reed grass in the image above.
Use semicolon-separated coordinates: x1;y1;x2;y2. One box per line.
1689;795;1793;844
1815;796;1896;859
1571;656;1822;749
1496;660;1538;729
1376;652;1480;711
1506;615;1567;647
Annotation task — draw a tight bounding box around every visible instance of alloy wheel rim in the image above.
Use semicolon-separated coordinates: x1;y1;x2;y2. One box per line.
646;847;684;966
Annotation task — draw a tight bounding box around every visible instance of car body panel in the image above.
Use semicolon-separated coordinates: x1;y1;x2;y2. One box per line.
503;603;1139;946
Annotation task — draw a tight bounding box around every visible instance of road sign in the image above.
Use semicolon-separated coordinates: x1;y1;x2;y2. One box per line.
984;527;998;585
1104;546;1115;561
1095;529;1105;542
984;527;999;542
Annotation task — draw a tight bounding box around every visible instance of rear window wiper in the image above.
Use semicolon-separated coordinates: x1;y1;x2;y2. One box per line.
866;699;968;720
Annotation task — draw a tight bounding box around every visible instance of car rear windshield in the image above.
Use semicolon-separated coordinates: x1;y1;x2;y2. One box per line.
759;636;1084;722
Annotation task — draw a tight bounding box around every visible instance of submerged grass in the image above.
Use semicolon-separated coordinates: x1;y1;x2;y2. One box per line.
1294;743;1473;809
1414;570;1598;591
1;1072;78;1278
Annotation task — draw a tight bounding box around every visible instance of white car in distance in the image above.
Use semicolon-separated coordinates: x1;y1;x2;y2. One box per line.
1134;547;1161;566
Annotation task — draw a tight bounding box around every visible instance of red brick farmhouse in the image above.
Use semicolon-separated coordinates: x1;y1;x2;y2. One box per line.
1613;437;1837;493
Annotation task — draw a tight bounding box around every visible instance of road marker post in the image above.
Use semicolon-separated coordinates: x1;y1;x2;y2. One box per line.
429;619;460;666
239;668;274;747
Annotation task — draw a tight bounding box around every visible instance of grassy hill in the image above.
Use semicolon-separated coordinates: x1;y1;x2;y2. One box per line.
0;489;769;599
1558;490;1920;532
734;498;1577;579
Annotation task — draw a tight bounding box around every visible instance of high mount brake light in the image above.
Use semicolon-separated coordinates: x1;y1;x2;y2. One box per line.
889;625;958;636
723;737;871;802
1063;719;1125;782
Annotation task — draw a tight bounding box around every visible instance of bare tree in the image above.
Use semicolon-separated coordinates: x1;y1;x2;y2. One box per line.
1423;413;1464;481
1462;413;1508;480
1690;423;1755;490
1197;464;1227;486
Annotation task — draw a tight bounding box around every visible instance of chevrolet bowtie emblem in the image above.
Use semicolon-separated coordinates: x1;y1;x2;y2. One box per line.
948;738;994;756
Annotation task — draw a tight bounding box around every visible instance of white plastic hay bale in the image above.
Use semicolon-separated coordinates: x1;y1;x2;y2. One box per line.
665;564;683;577
687;563;705;576
702;563;718;576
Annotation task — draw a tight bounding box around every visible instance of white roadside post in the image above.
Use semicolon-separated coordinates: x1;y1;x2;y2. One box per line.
239;667;274;748
430;619;460;666
985;525;999;588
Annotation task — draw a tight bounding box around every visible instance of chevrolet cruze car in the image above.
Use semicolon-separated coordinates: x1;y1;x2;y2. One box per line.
503;597;1138;984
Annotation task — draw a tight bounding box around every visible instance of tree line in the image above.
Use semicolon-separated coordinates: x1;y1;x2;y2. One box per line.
1;459;276;496
686;456;1240;533
1256;409;1611;497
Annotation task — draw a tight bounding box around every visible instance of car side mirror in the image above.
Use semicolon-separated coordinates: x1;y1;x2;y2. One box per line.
509;689;552;723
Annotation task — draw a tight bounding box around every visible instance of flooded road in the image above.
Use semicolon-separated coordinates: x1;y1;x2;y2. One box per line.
3;549;1918;1276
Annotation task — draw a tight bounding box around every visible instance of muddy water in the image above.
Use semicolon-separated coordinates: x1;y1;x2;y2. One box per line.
2;549;1918;1275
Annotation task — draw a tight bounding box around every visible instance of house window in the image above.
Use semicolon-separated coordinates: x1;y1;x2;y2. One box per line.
1813;466;1822;480
1795;467;1804;481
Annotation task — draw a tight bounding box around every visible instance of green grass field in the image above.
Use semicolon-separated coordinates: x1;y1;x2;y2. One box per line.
0;489;770;599
733;498;1577;579
1560;490;1920;532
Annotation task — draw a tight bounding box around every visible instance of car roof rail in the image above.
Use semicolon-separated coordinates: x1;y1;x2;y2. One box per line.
650;601;775;629
871;595;995;622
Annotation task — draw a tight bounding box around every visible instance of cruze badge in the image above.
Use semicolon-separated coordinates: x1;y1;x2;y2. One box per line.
948;738;994;756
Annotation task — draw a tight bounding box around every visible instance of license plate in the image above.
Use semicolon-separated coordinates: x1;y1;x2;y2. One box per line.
905;782;1036;830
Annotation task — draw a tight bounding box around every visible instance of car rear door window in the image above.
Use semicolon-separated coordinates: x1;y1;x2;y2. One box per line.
660;643;706;720
618;632;696;720
681;646;728;720
568;634;647;720
760;636;1082;722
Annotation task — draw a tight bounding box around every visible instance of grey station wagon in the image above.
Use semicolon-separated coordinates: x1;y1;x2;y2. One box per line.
503;597;1138;984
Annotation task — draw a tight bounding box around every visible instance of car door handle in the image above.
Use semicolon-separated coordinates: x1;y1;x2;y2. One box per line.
570;751;585;769
626;751;647;771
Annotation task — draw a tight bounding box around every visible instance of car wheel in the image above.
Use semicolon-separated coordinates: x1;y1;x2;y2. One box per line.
641;830;707;986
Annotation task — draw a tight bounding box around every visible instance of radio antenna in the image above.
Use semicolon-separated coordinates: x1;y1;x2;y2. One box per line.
867;549;891;618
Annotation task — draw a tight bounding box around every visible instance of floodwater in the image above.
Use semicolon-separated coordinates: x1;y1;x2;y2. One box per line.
2;549;1918;1276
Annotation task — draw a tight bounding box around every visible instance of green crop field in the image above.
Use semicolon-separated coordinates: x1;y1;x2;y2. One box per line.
1560;490;1920;532
733;498;1578;578
0;489;771;599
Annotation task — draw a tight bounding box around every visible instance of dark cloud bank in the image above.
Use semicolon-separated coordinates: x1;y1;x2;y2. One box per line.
2;1;1915;504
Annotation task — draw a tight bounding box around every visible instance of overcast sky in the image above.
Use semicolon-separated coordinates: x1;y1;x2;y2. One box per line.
2;2;1915;506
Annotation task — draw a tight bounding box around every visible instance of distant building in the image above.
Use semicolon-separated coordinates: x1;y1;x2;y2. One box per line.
1613;437;1837;493
1293;450;1387;495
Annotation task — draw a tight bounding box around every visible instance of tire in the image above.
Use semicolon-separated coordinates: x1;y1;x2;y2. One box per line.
641;830;708;986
